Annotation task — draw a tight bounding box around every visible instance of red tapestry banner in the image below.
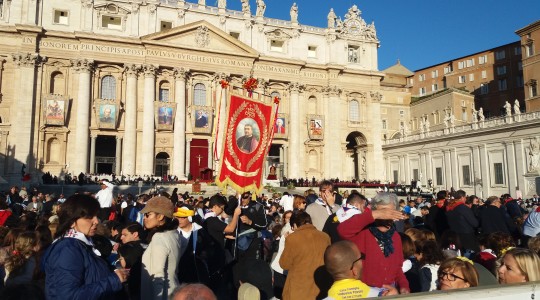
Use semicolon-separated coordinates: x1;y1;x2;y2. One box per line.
215;93;276;194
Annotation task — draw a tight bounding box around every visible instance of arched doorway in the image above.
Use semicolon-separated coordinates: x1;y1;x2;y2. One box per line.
346;132;367;180
95;135;116;174
155;152;170;178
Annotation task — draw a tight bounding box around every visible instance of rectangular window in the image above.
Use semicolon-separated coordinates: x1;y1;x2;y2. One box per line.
419;74;426;81
458;76;466;84
413;169;419;181
230;32;240;39
393;170;398;184
479;55;487;64
53;10;69;25
307;46;317;58
494;163;504;185
498;78;507;91
515;46;522;56
527;44;534;57
159;89;169;102
495;50;506;60
497;65;507;75
482;70;487;79
432;84;438;92
435;167;443;186
102;16;122;30
419;87;426;96
409;78;414;85
462;109;468;121
531;84;538;97
431;70;438;78
270;40;284;52
458;61;465;69
480;83;489;94
382;119;387;129
462;165;471;186
348;46;359;63
399;110;405;117
469;74;474;82
160;21;172;31
466;59;475;67
517;76;524;88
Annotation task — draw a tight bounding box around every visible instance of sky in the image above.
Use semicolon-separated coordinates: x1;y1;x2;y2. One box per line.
191;0;540;71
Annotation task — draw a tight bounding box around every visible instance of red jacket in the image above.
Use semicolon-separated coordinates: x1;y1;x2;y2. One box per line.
337;211;409;291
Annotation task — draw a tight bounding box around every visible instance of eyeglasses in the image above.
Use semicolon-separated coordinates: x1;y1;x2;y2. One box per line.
350;252;365;270
438;271;467;282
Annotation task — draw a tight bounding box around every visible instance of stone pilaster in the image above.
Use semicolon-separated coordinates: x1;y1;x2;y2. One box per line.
173;67;189;179
287;82;303;178
71;58;93;173
186;138;192;179
368;91;384;180
115;136;122;175
10;53;43;178
122;64;140;175
89;135;96;174
326;86;342;178
141;64;157;175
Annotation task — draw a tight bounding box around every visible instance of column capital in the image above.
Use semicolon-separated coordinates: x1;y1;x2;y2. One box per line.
116;136;123;141
213;72;230;82
81;0;94;8
124;63;140;77
370;91;383;102
327;85;342;96
288;82;304;93
71;58;94;73
142;64;158;78
12;53;45;68
173;67;190;80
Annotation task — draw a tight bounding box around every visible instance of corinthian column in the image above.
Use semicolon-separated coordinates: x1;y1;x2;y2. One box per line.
141;64;157;175
122;64;140;175
71;58;93;173
173;67;189;179
369;91;384;180
10;53;43;178
327;86;342;178
288;82;303;178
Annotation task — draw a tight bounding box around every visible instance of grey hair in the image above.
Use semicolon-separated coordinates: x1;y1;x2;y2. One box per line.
371;192;399;210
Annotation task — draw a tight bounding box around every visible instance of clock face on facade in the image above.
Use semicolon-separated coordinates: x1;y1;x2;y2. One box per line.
347;20;361;35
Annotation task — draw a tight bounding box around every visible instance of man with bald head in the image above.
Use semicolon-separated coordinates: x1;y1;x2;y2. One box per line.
325;241;397;299
171;283;217;300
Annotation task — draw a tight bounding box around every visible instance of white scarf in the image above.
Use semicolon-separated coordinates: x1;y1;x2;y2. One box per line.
58;228;101;257
315;198;334;215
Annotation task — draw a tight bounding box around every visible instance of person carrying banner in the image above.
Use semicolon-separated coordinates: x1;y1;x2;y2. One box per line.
236;192;267;261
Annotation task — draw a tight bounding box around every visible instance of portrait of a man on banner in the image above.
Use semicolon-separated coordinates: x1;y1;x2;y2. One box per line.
215;94;276;194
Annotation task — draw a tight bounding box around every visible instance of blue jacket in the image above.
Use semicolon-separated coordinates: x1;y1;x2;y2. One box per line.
43;238;122;300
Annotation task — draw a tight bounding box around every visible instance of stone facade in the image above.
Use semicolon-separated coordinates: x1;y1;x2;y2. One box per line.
516;20;540;112
0;1;411;183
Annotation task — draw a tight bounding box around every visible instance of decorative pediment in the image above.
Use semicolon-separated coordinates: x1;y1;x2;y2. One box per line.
336;5;378;42
264;29;292;41
94;3;131;16
141;20;259;57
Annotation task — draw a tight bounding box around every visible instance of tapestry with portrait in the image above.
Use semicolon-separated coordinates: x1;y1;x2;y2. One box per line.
215;93;277;194
43;94;68;126
94;99;119;129
307;114;324;140
273;113;287;138
155;102;177;131
192;106;213;134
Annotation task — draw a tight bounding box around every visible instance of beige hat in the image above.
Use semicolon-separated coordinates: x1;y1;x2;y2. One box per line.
140;196;174;219
237;282;260;300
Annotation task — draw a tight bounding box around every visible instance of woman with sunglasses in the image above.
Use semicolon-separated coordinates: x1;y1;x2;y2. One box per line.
437;257;479;290
140;196;181;300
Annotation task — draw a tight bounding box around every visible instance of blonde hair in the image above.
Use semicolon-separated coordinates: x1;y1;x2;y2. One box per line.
438;257;479;287
505;248;540;282
4;231;38;276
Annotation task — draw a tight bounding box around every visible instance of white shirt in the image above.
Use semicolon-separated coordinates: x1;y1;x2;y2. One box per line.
177;223;202;257
279;195;294;212
95;181;114;208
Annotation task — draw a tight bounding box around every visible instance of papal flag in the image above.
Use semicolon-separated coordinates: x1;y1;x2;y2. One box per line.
215;92;277;194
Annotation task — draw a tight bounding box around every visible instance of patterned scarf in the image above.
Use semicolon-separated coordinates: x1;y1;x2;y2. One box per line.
369;225;395;257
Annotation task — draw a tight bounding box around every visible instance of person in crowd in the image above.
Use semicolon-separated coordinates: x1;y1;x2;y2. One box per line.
323;191;368;244
140;196;181;299
119;222;145;247
236;192;268;261
446;190;479;255
306;180;341;231
479;196;514;235
0;229;23;266
95;179;115;221
528;236;540;256
203;194;241;256
414;239;444;291
292;194;307;211
25;196;43;215
42;194;127;299
399;232;420;293
279;192;294;212
325;240;398;299
426;190;449;239
170;283;217;300
498;247;540;284
0;198;17;227
234;258;275;300
522;204;540;245
437;257;479;290
3;231;40;287
117;241;145;300
337;192;410;294
280;211;331;300
270;210;293;299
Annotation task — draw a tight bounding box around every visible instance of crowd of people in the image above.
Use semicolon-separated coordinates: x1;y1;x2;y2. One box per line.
0;180;539;300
